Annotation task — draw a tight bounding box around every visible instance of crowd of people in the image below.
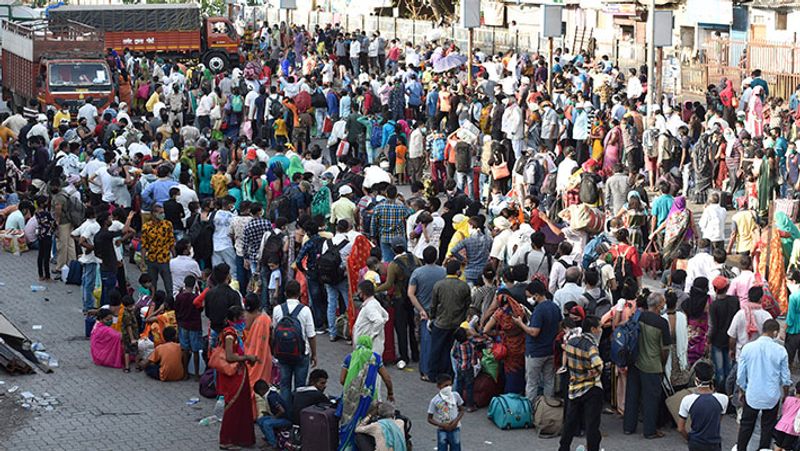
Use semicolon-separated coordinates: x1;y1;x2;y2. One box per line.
4;16;800;451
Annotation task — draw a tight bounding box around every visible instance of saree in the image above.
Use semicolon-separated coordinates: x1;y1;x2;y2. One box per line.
661;197;691;267
602;126;622;173
347;234;374;334
338;336;381;451
757;212;799;313
756;155;773;218
90;322;124;369
218;327;256;448
684;280;710;366
491;292;526;394
245;313;273;419
287;155;304;179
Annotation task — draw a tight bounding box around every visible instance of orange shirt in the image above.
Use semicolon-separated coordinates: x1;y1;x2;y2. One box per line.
149;342;185;381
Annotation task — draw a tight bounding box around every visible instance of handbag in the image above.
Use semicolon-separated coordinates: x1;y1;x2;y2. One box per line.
491;155;510;179
491;340;508;361
640;240;661;278
209;345;239;377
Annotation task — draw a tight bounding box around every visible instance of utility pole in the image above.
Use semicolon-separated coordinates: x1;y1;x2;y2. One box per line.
645;0;655;124
467;27;474;86
548;36;554;96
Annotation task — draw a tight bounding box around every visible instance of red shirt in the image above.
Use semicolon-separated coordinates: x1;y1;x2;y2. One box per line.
609;243;643;278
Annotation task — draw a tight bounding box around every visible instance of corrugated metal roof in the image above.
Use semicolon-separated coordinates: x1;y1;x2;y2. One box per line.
750;0;800;8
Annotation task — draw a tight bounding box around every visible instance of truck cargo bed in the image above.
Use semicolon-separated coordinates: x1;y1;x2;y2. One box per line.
48;4;200;33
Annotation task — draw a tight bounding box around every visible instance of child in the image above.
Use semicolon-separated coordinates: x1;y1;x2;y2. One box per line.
211;166;228;199
362;256;382;286
427;374;464;451
395;141;408;185
266;257;282;308
274;116;289;146
773;380;800;451
677;361;729;451
134;274;154;332
144;293;176;347
120;295;138;373
33;195;55;281
555;304;585;375
164;187;185;241
451;325;478;412
175;275;202;379
145;326;186;381
254;379;292;448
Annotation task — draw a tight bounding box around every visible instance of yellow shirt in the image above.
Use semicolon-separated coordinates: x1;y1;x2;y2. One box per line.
53;110;71;126
732;210;757;254
146;92;160;112
274;118;288;138
211;173;228;198
330;197;357;226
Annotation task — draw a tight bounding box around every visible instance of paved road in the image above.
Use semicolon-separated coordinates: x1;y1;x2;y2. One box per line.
0;248;750;451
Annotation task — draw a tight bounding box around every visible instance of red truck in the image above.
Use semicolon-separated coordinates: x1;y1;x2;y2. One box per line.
1;20;114;113
49;4;241;73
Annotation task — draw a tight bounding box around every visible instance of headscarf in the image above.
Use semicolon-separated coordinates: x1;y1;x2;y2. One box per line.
685;277;709;319
343;335;376;394
287;155;305;179
668;195;687;217
719;79;734;108
775;211;800;262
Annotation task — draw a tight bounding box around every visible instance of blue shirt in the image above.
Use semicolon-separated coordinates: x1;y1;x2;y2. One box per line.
650;194;674;228
326;92;339;116
737;336;791;409
142;178;178;209
450;232;492;281
409;264;446;311
405;81;423;106
527;300;562;358
425;90;439;118
339;96;351;119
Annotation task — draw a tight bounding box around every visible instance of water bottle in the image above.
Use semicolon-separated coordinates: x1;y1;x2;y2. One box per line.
213;396;225;420
198;415;218;426
30;285;46;292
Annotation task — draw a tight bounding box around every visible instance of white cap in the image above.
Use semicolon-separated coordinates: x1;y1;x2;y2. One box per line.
37;113;47;123
338;185;353;196
169;147;180;163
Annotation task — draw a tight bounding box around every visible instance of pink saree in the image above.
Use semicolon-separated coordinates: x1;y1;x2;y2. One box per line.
90;322;124;369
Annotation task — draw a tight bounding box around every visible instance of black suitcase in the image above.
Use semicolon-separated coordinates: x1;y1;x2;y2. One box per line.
300;404;338;451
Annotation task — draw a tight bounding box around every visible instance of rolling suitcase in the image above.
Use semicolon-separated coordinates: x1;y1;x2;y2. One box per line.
300;404;338;451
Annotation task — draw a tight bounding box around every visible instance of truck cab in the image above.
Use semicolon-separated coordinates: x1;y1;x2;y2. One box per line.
202;16;241;72
40;59;113;112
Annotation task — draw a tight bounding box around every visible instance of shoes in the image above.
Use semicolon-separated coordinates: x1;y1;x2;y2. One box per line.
396;360;406;370
329;335;338;342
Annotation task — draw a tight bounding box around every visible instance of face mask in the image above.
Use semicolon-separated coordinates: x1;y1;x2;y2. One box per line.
593;331;602;342
154;212;165;221
527;296;535;305
103;319;113;327
660;305;667;315
439;385;453;401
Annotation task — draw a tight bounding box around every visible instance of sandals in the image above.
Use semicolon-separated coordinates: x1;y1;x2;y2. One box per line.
645;431;666;439
123;368;131;373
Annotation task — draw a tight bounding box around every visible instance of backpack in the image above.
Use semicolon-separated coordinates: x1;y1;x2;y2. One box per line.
269;185;300;223
317;239;348;284
273;303;306;363
66;260;82;285
393;254;419;301
57;192;86;229
610;309;641;367
581;233;610;269
199;368;217;398
579;173;600;204
269;98;284;119
259;230;285;267
311;89;327;108
360;198;379;238
188;211;216;242
532;396;563;438
582;291;608;316
230;95;244;113
369;122;383;149
612;245;637;290
430;136;446;161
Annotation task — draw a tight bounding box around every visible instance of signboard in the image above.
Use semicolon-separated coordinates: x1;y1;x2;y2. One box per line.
602;3;637;16
279;0;297;9
654;10;673;47
541;4;563;38
460;0;480;29
482;1;505;27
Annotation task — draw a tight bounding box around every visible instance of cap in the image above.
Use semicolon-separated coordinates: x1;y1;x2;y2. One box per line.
338;185;353;196
712;276;729;291
37;113;47;123
169;147;180;163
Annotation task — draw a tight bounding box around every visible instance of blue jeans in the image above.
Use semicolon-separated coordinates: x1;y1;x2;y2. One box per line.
99;269;117;306
279;357;310;405
437;427;461;451
235;255;250;296
455;171;473;200
419;319;432;378
711;345;732;389
256;416;292;446
81;262;97;312
325;279;349;338
455;369;474;407
380;241;404;263
306;275;325;330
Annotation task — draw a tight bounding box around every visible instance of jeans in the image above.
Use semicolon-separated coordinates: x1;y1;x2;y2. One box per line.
559;386;603;451
455;172;473;200
737;400;779;451
350;57;360;77
430;325;456;379
785;333;800;367
710;345;732;389
419;319;432;378
306;275;325;330
436;427;461;451
99;269;118;306
455;368;474;407
380;241;400;263
394;297;418;363
147;261;173;299
256;416;292;446
622;366;662;437
212;247;237;274
325;279;349;338
279;357;310;405
525;355;555;401
81;262;98;312
37;236;53;278
235;255;250;296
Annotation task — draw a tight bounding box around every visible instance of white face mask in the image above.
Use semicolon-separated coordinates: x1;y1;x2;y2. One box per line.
439;386;453;401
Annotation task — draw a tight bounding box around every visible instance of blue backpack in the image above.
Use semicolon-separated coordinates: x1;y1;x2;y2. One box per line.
369;122;383;148
431;136;446;161
610;310;641;368
582;233;610;269
273;304;306;363
488;394;533;430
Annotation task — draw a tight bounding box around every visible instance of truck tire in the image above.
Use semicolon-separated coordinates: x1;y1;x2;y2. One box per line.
203;51;229;73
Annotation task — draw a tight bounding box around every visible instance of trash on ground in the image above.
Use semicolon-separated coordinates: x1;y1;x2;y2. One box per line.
186;397;200;405
13;390;60;412
0;312;54;374
31;325;42;330
198;415;219;426
30;285;45;292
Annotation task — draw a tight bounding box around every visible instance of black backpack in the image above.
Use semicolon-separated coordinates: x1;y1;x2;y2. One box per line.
259;230;285;267
188;211;216;242
269;186;300;223
311;89;327;108
393;254;419;302
582;291;608;316
269;98;284;120
579;173;600;204
317;239;349;284
612;245;637;290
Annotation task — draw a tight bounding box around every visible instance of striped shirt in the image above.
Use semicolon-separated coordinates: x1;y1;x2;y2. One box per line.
563;333;603;399
242;217;272;262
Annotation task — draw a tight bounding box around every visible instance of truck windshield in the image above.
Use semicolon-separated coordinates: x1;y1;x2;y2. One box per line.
48;63;111;88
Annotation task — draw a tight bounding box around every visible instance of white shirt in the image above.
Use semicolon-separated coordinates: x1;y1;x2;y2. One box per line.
556;157;578;193
699;203;727;242
413;215;445;259
349;40;361;58
169;255;202;296
409;128;425;159
553;282;586;313
353;297;389;356
72;219;101;264
726;308;773;355
245;90;259;121
96;166;115;203
77;103;98;129
684;252;715;292
212;210;234;251
196;94;214;116
177;184;199;225
548;256;575;293
490;229;512;262
272;299;316;355
82;160;107;194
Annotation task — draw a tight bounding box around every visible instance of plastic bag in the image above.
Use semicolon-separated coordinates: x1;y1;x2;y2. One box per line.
481;348;499;382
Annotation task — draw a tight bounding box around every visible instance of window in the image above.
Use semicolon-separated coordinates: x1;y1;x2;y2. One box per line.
776;11;788;30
